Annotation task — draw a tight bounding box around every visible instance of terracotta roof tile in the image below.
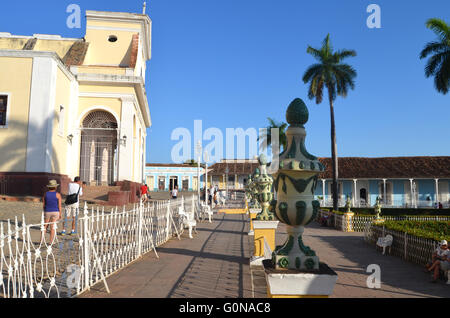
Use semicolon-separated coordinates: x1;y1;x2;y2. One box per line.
207;157;450;179
63;40;89;66
317;157;450;179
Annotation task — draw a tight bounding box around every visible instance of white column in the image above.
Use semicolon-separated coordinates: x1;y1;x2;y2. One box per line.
66;80;79;179
409;179;414;207
383;179;387;206
118;97;134;181
353;179;357;207
205;164;208;203
26;57;57;173
321;179;326;206
435;178;439;205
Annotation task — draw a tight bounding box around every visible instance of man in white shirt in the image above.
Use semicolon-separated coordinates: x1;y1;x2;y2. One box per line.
171;186;178;199
62;177;83;236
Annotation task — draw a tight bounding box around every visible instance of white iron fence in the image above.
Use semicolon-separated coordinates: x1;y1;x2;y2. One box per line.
364;223;439;266
0;195;198;298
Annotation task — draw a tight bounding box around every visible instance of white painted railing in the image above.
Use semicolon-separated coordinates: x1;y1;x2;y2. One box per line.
364;223;440;266
0;195;198;298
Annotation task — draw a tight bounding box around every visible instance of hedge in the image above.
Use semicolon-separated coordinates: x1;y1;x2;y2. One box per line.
380;220;450;241
334;207;450;216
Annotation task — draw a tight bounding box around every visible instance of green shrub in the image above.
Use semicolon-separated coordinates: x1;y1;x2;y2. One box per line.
336;207;450;216
376;220;450;241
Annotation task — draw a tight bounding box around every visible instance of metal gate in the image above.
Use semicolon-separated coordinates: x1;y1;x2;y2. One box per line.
79;111;118;186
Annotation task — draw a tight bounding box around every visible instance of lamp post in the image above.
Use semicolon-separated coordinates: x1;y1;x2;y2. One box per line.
225;166;229;200
204;151;209;204
196;140;202;203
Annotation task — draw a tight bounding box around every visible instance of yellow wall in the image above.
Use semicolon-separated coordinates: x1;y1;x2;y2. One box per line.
51;67;73;174
87;20;142;30
84;29;136;66
76;65;127;75
33;40;75;60
0;38;29;50
0;57;33;172
77;96;122;126
79;84;135;95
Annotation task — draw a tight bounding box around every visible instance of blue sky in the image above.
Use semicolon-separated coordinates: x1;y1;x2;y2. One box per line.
1;1;449;164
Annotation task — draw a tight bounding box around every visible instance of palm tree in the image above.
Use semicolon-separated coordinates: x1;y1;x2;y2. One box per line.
420;18;450;95
302;34;357;211
258;117;288;153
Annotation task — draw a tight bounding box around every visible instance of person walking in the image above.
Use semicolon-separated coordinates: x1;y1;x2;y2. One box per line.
171;186;178;199
42;180;62;243
140;184;149;203
62;177;83;236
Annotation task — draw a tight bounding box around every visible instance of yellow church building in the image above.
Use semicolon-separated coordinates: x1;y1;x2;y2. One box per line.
0;10;152;196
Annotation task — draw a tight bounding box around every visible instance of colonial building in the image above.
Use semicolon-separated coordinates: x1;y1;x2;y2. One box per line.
145;164;206;192
0;10;152;196
208;159;259;190
316;157;450;208
208;157;450;208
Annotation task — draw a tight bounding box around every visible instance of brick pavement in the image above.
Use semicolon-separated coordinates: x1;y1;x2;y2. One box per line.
80;213;450;298
267;223;450;298
81;212;253;298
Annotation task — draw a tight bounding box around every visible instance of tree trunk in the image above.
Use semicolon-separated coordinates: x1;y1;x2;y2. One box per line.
328;88;339;211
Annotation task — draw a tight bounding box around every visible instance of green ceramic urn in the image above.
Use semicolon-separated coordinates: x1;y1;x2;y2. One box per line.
271;98;325;271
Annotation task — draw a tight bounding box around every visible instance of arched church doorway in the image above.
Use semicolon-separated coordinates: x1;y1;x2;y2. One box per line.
79;111;118;186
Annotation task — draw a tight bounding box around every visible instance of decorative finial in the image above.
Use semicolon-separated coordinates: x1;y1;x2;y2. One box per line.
286;98;309;128
143;2;147;14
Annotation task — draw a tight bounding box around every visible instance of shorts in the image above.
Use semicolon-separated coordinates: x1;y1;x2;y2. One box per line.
44;212;60;222
65;203;79;218
440;261;450;271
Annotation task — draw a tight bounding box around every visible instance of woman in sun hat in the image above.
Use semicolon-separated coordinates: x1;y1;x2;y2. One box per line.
42;180;62;243
426;240;450;282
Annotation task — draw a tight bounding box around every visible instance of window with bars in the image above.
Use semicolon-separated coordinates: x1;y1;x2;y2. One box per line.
0;95;8;126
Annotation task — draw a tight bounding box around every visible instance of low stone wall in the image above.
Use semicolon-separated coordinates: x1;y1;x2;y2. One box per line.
108;191;130;206
0;172;71;197
116;180;142;204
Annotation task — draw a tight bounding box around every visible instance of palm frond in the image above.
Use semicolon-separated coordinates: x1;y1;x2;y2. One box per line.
420;41;448;59
426;18;450;41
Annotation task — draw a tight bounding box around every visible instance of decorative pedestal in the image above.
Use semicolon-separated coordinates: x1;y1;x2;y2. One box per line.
248;209;260;236
373;218;385;225
263;260;338;298
342;212;354;232
250;220;279;266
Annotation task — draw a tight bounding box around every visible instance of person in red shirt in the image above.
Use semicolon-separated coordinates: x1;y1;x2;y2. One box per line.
140;184;148;203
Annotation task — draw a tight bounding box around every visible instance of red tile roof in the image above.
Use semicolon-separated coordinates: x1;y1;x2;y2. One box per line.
208;162;260;176
317;157;450;179
208;157;450;179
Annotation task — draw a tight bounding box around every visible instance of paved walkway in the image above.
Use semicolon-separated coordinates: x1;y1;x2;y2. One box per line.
81;212;253;298
267;223;450;298
81;213;450;298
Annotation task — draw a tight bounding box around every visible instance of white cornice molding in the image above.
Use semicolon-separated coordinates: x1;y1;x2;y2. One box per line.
0;49;76;82
0;33;80;41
